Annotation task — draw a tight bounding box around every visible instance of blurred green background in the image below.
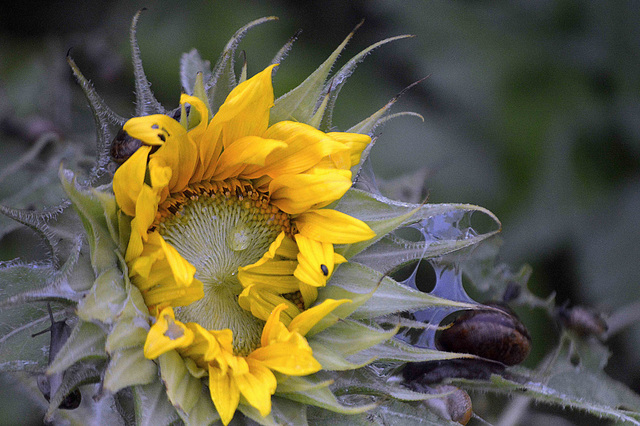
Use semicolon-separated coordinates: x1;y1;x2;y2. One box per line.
1;0;639;424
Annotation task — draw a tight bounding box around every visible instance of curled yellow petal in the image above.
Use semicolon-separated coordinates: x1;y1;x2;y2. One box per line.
123;113;187;146
180;93;209;139
260;304;290;348
142;279;204;308
295;208;376;244
157;236;196;288
249;332;321;376
113;145;151;217
293;234;336;288
144;307;194;359
238;285;300;324
149;132;198;194
288;299;351;336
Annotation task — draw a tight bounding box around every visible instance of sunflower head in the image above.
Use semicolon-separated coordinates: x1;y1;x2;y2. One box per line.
0;11;502;426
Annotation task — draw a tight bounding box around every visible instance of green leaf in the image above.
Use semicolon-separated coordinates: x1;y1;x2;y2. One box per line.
280;384;375;415
0;303;57;372
346;338;466;365
105;316;149;354
270;22;361;125
464;374;640;426
0;261;55;302
309;319;396;357
181;385;220;426
307;343;372;371
44;359;104;422
331;367;441;402
321;262;475;320
47;321;107;375
274;373;333;394
60;169;119;274
103;346;157;393
270;397;309;426
158;350;202;415
335;188;500;260
134;380;181;426
236;403;278;426
307;398;460;426
0;237;89;307
77;267;127;324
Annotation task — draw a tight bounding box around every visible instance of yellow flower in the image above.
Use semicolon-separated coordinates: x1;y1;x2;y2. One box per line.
112;64;374;422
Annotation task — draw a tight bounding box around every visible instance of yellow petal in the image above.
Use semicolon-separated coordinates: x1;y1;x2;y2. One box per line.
142;279;204;308
148;132;198;194
157;236;196;287
238;285;300;323
199;65;277;180
208;365;240;426
274;234;299;259
133;185;159;238
288;299;351;336
260;304;290;348
249;333;321;376
180;94;209;139
113;145;151;217
243;121;350;179
294;208;376;244
237;270;301;294
269;170;352;215
180;323;223;363
148;161;172;189
212;136;286;181
215;64;275;148
293;234;336;288
326;131;372;167
124;113;187;144
144;307;194;359
298;282;318;309
234;359;277;417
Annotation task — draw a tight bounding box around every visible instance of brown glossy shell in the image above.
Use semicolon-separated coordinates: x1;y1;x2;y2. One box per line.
425;385;473;425
556;305;608;338
110;128;142;163
437;303;531;366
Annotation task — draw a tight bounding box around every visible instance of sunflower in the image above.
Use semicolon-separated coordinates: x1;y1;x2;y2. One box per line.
0;12;503;426
112;64;374;422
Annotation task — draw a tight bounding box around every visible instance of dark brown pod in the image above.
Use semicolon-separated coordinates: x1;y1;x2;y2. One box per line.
110;128;143;164
556;305;608;338
437;303;531;366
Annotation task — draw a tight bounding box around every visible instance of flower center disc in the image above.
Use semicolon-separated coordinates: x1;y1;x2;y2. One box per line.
157;183;290;354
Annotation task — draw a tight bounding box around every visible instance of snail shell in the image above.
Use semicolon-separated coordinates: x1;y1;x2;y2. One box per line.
437;303;531;366
556;305;608;338
424;385;473;425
